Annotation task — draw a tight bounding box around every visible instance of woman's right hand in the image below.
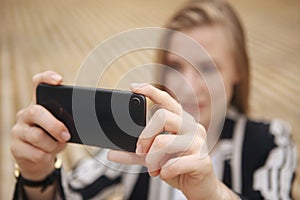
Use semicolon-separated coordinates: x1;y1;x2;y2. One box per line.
10;71;70;181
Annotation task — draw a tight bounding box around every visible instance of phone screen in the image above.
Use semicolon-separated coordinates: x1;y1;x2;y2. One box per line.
36;84;146;152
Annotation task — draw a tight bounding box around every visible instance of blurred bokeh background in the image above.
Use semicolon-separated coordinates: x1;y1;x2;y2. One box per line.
0;0;299;199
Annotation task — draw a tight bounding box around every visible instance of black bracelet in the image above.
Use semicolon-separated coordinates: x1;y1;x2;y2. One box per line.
14;158;62;192
17;168;60;192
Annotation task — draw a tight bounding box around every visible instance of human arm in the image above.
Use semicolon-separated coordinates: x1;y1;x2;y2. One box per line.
108;83;240;200
10;71;70;200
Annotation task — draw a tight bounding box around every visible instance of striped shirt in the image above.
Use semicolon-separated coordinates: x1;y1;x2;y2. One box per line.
14;112;297;199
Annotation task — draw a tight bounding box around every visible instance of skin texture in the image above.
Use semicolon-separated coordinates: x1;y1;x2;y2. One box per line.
108;84;238;200
11;71;70;200
10;25;240;200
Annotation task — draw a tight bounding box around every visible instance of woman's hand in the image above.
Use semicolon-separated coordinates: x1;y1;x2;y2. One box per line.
10;71;70;181
108;83;239;200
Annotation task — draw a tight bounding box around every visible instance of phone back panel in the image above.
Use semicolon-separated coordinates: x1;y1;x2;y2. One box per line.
36;84;146;152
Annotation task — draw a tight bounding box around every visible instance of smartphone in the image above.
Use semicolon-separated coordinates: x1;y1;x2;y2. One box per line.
36;83;146;152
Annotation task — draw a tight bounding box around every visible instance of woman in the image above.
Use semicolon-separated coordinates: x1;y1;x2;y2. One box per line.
11;0;296;199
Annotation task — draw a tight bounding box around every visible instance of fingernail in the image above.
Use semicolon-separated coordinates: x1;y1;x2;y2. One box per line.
50;74;62;82
149;171;154;177
149;170;159;177
131;83;148;91
135;143;143;155
61;131;70;141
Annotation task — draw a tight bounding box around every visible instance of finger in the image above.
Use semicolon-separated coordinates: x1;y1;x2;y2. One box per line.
11;139;53;165
21;105;70;142
131;83;182;116
107;150;145;165
145;133;202;176
16;109;25;121
18;125;60;153
136;108;203;154
32;71;63;102
10;138;56;180
159;155;212;181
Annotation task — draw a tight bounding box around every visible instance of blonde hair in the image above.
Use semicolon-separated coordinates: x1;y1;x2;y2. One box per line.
157;0;250;114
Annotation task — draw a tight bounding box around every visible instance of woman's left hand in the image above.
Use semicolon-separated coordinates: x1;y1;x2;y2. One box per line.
108;83;238;200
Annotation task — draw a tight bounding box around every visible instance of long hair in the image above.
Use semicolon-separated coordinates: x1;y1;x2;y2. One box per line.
157;0;250;115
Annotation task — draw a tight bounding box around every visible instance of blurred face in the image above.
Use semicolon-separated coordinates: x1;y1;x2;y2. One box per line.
164;25;239;129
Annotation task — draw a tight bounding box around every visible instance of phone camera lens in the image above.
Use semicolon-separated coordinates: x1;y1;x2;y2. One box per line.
132;97;141;106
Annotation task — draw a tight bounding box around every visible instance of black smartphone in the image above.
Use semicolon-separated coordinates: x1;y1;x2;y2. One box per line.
36;83;146;152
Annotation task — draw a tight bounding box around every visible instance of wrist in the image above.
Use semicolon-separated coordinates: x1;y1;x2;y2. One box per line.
214;181;240;200
19;168;60;192
15;158;62;192
17;157;61;181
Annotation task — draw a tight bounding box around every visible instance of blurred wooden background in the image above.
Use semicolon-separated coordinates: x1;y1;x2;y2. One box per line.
0;0;299;199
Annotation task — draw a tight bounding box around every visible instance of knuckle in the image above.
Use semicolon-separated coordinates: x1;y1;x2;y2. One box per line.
32;71;51;83
16;109;25;120
190;135;201;151
32;73;40;83
179;136;192;153
153;135;168;149
194;133;202;145
31;129;45;144
11;124;27;141
160;90;170;98
153;109;167;121
11;124;20;136
144;83;153;91
42;70;53;79
145;155;152;166
197;124;206;140
28;105;43;118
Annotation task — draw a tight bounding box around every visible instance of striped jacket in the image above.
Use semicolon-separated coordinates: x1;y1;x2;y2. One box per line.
15;112;297;199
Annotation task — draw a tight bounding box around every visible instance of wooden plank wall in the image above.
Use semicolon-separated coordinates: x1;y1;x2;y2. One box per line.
1;0;299;199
